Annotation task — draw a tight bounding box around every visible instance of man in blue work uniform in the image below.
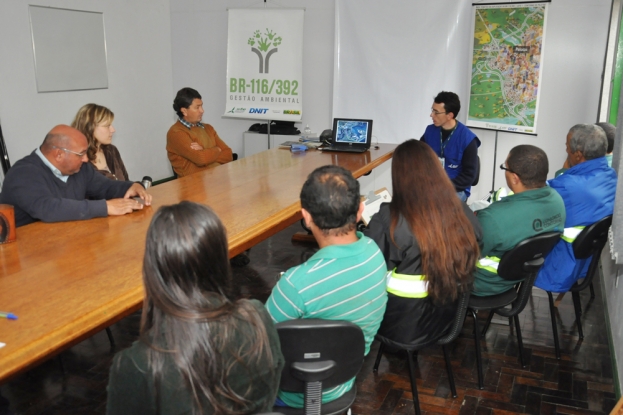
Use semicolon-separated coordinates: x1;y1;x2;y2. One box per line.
421;91;480;201
536;124;617;292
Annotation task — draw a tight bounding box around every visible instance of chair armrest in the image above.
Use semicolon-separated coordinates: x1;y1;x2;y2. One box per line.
291;360;336;382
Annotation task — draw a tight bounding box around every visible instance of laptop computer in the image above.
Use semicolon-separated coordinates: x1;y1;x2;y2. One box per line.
321;118;373;153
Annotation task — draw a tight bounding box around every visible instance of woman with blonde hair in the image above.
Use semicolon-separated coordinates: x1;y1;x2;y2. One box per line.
106;201;284;415
72;103;129;181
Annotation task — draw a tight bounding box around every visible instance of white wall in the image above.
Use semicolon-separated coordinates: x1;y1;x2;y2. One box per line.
0;0;174;182
170;0;336;158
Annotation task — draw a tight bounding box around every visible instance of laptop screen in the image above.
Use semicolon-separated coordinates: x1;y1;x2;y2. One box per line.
332;118;373;146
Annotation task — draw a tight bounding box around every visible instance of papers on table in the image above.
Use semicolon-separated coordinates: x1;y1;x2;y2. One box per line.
362;188;392;225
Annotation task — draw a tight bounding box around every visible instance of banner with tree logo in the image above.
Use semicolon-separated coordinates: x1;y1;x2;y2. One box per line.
225;9;303;121
466;2;548;135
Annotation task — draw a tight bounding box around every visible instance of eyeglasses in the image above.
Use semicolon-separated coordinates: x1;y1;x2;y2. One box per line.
430;109;447;115
499;163;520;177
51;145;87;157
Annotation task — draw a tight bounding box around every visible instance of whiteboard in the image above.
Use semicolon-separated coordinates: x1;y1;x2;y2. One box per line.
29;6;108;93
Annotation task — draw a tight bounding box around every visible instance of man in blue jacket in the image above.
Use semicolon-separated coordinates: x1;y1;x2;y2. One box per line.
421;91;480;201
535;124;617;292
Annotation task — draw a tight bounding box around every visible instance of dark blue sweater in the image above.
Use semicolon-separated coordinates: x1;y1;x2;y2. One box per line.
0;151;132;227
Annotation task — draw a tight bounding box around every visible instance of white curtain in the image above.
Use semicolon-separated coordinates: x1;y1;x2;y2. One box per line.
333;0;473;144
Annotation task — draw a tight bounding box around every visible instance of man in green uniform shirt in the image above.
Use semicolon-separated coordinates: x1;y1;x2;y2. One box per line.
472;145;566;296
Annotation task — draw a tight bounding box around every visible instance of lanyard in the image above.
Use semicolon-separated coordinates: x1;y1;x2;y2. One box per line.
439;126;457;158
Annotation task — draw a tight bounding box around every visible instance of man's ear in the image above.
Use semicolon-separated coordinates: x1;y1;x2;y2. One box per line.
181;108;188;118
301;208;313;229
355;201;365;223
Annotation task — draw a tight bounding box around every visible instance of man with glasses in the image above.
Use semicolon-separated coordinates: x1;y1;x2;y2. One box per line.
535;124;617;292
0;124;151;226
472;145;565;296
421;91;480;201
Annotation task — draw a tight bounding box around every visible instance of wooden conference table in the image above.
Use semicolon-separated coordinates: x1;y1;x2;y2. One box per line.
0;144;396;382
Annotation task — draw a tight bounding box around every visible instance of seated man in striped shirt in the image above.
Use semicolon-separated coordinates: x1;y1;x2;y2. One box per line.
266;165;388;408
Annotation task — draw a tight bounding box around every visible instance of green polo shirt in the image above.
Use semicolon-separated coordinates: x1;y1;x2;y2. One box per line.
266;232;388;408
472;186;565;296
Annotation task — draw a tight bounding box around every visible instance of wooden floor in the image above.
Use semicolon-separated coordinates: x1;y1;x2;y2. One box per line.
0;222;617;415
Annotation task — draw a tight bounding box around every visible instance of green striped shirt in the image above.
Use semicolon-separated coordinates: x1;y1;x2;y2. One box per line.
266;232;388;408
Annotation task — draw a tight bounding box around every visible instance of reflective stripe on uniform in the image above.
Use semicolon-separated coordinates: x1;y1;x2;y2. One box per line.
476;256;501;274
386;270;428;298
561;226;585;243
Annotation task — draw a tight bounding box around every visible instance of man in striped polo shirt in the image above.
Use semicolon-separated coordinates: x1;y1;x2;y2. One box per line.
266;165;388;409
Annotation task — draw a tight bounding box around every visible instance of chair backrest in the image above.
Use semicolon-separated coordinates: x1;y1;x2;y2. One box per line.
493;232;561;318
436;290;470;346
275;319;365;392
497;231;562;281
572;215;613;259
472;155;481;186
570;215;613;291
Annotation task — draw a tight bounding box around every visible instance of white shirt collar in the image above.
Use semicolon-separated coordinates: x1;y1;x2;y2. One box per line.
35;147;69;183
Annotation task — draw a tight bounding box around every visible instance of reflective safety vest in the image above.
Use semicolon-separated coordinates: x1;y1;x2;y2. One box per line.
476;256;501;275
386;269;428;298
561;226;585;243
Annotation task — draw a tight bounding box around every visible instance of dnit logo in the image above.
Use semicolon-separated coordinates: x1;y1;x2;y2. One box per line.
249;108;269;114
248;29;282;74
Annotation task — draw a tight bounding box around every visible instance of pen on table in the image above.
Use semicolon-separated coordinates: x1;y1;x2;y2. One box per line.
0;312;18;320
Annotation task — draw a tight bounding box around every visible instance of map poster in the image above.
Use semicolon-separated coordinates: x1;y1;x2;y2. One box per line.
466;3;548;135
225;9;303;121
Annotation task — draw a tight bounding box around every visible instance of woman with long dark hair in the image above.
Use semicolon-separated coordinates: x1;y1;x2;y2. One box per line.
365;139;481;347
106;201;284;415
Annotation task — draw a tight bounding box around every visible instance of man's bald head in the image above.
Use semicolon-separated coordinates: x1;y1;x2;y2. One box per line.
41;125;87;151
40;125;89;175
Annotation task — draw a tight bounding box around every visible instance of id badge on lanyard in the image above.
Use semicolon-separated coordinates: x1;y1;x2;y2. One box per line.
439;128;455;168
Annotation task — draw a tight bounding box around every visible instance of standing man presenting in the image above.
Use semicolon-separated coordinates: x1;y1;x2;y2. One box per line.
421;91;480;201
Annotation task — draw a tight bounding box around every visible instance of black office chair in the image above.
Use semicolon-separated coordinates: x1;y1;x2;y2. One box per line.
468;231;561;389
373;290;470;415
472;155;481;186
274;319;365;415
545;215;612;359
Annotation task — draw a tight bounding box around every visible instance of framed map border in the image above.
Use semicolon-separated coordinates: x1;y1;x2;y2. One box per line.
466;1;550;135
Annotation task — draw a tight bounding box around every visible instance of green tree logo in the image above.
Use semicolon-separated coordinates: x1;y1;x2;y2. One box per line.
248;28;282;74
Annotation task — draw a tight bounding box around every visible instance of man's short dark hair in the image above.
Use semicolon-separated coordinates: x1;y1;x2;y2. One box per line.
595;122;616;154
507;145;548;188
434;91;461;119
173;87;202;118
300;165;360;235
